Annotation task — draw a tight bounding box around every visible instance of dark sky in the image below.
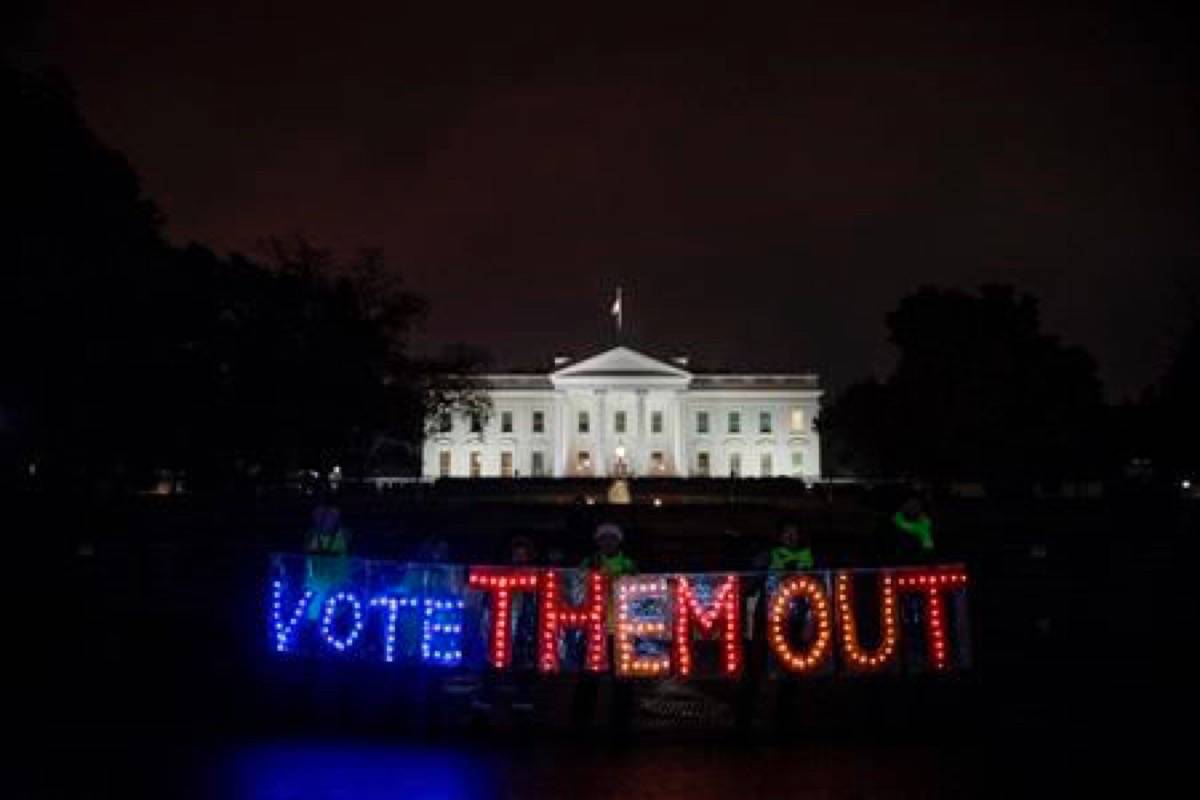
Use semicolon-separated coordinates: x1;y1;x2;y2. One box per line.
27;1;1200;396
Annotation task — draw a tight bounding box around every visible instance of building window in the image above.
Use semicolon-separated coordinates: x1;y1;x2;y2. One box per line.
651;451;665;472
760;452;773;477
615;410;627;434
438;450;451;477
791;451;804;477
501;451;514;478
728;412;741;434
697;412;709;434
470;414;482;434
578;411;590;434
501;411;513;433
790;408;805;433
532;411;545;434
729;452;742;477
651;411;663;434
577;451;591;472
697;452;710;476
469;451;482;478
759;411;772;434
531;451;546;477
438;413;452;433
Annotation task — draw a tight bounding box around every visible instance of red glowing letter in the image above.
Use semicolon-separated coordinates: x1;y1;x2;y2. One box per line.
538;569;609;673
468;567;540;669
895;568;969;671
767;574;833;674
672;575;742;678
835;571;900;672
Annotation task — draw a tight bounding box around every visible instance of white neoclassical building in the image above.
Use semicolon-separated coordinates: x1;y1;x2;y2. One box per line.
423;347;821;481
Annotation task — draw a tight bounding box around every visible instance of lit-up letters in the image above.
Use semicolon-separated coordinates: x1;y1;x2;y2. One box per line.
268;555;970;678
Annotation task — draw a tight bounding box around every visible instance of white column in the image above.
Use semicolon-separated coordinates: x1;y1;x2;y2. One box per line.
672;392;685;476
556;392;568;476
595;390;607;476
635;389;646;476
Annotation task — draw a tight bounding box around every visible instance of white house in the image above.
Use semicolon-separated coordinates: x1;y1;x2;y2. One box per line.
422;346;821;480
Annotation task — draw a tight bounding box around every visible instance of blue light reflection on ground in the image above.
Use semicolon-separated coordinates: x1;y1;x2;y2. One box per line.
218;738;962;800
225;741;500;800
27;734;988;798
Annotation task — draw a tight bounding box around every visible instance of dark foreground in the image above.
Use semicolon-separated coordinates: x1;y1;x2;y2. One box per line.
26;712;1180;800
18;486;1189;798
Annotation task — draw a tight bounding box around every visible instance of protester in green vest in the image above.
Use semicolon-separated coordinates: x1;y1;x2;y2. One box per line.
892;495;935;556
581;522;637;576
306;493;349;556
304;491;350;617
765;517;815;571
575;522;637;733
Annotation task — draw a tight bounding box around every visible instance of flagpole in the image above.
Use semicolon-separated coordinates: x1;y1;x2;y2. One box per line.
611;287;623;340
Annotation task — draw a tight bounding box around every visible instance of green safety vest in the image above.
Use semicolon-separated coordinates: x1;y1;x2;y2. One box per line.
309;530;348;556
769;546;814;570
582;552;638;577
892;512;934;551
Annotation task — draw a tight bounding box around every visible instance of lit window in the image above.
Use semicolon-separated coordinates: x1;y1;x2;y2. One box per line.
697;412;709;434
760;452;773;477
438;413;452;433
651;452;665;472
791;451;804;477
790;409;805;433
532;411;545;434
531;451;546;477
438;451;451;477
501;411;513;433
651;411;663;434
469;451;482;478
729;452;742;477
728;412;741;434
615;410;627;434
501;451;513;478
759;411;772;434
697;452;710;476
578;411;590;434
577;451;591;472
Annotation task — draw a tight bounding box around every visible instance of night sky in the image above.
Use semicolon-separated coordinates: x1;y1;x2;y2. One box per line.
22;1;1200;397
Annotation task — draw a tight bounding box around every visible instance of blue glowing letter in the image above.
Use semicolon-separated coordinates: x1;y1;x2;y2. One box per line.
320;591;365;652
422;597;465;666
271;580;314;653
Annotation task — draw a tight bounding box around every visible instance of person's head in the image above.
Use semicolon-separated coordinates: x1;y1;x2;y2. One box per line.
418;535;450;563
900;496;925;520
509;535;536;565
593;522;624;556
312;504;341;534
777;518;809;549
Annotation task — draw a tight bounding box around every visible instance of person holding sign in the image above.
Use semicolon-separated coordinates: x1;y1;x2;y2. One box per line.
890;495;936;563
580;522;637;577
572;522;637;733
764;517;815;571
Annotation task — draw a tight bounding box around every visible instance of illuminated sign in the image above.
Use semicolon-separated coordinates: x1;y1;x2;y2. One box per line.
268;554;971;677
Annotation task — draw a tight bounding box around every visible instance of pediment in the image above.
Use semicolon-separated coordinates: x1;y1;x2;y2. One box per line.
551;346;692;384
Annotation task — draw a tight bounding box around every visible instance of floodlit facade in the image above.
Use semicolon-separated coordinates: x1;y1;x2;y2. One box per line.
423;346;821;480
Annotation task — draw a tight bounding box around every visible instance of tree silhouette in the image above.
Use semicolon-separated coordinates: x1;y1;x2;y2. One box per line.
822;285;1106;488
1146;290;1199;481
2;63;487;491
